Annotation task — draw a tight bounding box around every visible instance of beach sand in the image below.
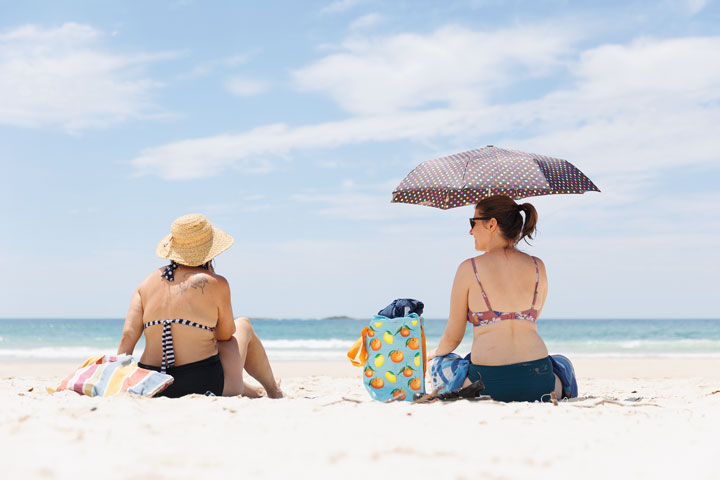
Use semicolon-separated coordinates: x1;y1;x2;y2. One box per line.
2;358;719;479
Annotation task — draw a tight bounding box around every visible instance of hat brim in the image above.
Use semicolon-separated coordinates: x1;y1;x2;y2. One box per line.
156;227;234;266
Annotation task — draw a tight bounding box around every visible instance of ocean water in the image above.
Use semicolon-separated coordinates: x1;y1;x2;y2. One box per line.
0;318;718;362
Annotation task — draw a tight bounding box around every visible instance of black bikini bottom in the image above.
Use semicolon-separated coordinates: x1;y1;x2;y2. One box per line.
139;354;224;398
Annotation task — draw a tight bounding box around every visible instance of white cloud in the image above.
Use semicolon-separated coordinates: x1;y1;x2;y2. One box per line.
132;126;285;180
131;30;720;182
683;0;709;14
504;36;720;174
0;23;175;131
223;54;250;66
505;105;720;175
574;36;720;101
293;191;397;220
349;13;383;30
130;108;516;179
528;175;720;240
187;198;275;214
293;25;576;115
291;179;435;221
320;0;364;14
224;76;269;96
179;53;251;79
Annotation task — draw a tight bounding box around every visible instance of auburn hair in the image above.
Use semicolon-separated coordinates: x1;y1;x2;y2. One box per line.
475;196;538;245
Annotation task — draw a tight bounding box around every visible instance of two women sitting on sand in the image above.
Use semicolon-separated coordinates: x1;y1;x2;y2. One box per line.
117;214;282;398
119;197;571;401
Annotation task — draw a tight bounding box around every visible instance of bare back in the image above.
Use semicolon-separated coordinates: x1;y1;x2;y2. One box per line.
119;264;236;367
448;249;549;365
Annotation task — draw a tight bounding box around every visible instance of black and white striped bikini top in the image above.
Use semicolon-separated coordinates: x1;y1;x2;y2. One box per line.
143;319;216;373
145;262;216;373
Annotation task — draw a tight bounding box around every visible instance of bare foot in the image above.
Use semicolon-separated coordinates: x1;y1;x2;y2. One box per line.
264;377;283;399
241;382;263;398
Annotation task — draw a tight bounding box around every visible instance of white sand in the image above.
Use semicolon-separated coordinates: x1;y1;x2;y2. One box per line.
2;358;719;479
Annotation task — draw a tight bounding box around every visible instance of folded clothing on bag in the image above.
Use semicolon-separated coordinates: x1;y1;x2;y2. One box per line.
377;298;424;319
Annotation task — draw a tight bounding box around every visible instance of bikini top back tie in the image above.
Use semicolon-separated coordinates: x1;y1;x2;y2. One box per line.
143;319;216;373
161;261;179;281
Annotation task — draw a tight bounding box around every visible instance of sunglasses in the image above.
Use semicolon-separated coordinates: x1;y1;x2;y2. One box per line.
469;216;491;228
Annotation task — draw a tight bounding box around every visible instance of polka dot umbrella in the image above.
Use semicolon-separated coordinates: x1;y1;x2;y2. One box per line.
392;145;600;209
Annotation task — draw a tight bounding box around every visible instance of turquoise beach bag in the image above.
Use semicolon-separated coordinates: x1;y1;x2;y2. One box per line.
347;313;427;402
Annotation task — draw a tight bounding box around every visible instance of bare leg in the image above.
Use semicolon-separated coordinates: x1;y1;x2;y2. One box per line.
236;317;282;398
218;336;259;397
218;317;282;398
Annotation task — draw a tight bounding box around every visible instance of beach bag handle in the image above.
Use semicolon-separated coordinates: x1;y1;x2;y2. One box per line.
347;326;370;367
347;319;427;374
420;321;427;376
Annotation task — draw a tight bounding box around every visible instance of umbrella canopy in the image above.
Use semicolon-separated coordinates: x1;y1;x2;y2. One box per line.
392;145;600;209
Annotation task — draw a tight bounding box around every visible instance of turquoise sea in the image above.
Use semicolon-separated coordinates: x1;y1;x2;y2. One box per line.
0;318;718;362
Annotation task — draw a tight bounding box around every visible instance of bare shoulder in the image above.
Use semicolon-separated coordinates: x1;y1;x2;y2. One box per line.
204;271;229;285
526;255;548;285
138;269;163;290
455;257;478;279
202;271;231;294
530;255;547;273
185;270;227;285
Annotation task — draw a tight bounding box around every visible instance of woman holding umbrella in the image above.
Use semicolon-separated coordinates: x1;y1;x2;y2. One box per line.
427;195;574;402
394;146;589;401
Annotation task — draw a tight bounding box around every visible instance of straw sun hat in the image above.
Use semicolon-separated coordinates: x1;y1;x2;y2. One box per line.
156;214;234;267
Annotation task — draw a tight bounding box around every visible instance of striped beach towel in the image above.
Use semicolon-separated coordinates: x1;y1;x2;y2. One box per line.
48;354;173;397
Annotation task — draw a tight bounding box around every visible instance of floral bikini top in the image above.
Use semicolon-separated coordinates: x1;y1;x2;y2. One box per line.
467;256;540;327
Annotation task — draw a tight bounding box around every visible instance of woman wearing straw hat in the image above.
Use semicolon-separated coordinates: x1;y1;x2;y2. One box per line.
117;213;282;398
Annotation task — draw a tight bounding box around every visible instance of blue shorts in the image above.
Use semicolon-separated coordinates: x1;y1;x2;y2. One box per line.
467;356;555;402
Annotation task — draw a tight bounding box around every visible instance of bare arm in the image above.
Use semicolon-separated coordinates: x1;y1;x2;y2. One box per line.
118;290;143;355
431;262;470;358
534;258;548;318
214;278;236;341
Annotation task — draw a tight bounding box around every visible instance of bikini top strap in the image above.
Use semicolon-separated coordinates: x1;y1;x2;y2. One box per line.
470;258;493;311
143;319;215;332
142;319;215;373
161;261;179;282
531;256;540;308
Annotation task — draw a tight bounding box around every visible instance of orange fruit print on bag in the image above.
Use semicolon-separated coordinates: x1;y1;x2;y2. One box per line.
347;313;426;402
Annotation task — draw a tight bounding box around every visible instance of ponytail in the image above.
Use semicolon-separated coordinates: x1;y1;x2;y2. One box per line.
518;203;537;245
475;196;539;246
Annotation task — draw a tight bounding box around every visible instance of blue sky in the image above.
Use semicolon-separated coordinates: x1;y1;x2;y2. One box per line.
0;0;718;319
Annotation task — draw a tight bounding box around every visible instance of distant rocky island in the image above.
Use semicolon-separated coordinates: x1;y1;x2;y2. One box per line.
320;315;355;320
